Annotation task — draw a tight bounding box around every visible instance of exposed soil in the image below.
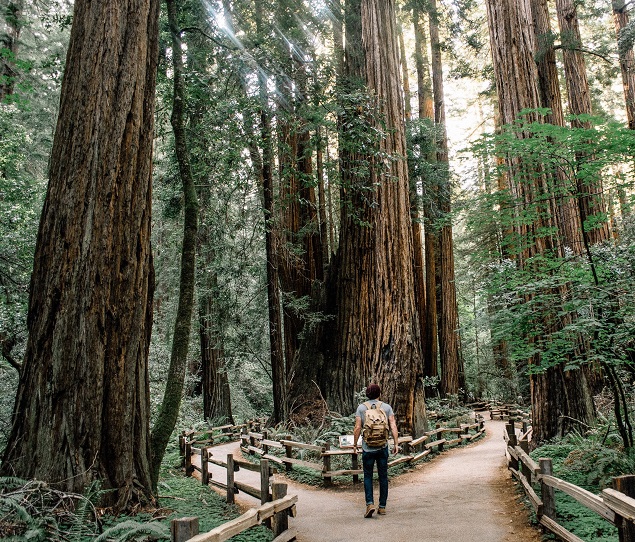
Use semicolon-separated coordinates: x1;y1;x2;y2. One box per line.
201;415;544;542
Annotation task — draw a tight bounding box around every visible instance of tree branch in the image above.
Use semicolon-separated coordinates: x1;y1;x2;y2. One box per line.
553;44;614;64
0;333;21;373
180;26;238;51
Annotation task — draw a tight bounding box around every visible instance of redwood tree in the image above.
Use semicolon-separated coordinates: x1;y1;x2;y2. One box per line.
485;0;595;443
0;0;159;510
327;0;425;433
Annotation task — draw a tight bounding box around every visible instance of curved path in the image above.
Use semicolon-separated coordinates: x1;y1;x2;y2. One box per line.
202;416;543;542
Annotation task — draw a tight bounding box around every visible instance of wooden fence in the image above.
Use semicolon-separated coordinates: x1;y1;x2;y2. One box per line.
238;416;485;485
170;482;297;542
177;424;297;542
504;422;635;542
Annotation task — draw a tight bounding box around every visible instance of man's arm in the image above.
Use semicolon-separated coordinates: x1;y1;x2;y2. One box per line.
389;414;399;454
353;416;362;453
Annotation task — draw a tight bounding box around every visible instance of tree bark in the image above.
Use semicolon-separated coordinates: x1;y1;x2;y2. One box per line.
555;0;610;246
413;2;438;381
150;0;199;489
613;0;635;129
428;0;464;396
329;0;425;433
486;0;595;444
531;0;582;252
0;0;159;511
252;0;287;424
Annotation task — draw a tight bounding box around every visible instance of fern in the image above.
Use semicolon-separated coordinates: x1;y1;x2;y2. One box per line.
65;480;103;542
94;520;169;542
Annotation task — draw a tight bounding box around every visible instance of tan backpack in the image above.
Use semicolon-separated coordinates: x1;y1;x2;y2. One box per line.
362;401;389;447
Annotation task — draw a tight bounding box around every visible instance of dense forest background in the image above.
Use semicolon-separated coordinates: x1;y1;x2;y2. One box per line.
2;0;635;516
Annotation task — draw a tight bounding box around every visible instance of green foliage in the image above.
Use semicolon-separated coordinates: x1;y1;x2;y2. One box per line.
529;431;635;541
93;521;169;542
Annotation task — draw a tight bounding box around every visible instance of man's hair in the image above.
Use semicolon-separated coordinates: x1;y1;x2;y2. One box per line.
366;384;381;400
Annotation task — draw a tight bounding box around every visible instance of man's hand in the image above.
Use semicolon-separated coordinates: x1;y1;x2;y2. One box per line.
392;444;400;455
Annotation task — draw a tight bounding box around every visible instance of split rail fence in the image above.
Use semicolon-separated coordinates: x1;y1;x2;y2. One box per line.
237;416;485;485
504;422;635;542
175;422;297;542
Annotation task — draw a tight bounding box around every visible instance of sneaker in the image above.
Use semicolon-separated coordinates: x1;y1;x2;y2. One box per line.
377;507;386;515
364;504;375;518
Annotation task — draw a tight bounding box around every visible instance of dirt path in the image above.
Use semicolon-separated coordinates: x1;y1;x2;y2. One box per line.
203;416;543;542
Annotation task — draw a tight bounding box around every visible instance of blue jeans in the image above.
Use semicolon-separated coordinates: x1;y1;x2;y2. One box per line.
362;446;389;507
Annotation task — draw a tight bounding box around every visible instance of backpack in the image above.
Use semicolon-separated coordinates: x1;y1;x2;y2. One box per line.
362;401;389;447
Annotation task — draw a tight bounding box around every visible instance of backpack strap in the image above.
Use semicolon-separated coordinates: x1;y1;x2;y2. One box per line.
363;401;372;410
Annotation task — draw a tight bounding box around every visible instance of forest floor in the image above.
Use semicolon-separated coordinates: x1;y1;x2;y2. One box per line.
201;414;544;542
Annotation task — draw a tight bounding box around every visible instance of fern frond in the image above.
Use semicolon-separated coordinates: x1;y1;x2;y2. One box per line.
94;520;169;542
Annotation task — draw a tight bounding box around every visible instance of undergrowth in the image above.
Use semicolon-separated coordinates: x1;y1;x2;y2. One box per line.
530;427;633;542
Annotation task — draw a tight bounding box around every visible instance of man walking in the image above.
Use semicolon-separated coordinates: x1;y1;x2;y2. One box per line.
353;384;400;518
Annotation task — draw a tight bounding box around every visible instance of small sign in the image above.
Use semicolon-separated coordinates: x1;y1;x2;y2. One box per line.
339;435;362;448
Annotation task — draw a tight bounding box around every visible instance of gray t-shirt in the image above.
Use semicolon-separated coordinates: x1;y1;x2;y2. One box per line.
356;399;394;452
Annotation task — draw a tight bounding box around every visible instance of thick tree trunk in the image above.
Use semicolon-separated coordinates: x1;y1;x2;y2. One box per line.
428;0;464;396
413;7;434;120
0;0;159;511
531;0;582;252
199;266;233;424
555;0;610;246
613;0;635;129
329;0;425;433
413;4;438;381
150;0;199;489
486;0;595;444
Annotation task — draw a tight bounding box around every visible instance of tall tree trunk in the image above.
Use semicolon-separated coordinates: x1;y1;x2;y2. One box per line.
413;3;438;381
486;0;595;444
613;0;635;129
555;0;610;246
0;0;159;511
398;21;412;121
531;0;582;252
329;0;425;433
428;0;464;396
0;0;23;101
198;257;233;424
151;0;199;489
251;0;287;424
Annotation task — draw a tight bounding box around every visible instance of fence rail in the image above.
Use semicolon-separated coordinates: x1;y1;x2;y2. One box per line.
170;484;297;542
504;422;635;542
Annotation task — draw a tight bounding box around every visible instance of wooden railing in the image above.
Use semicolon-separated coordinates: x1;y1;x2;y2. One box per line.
170;482;297;542
504;423;635;542
238;416;485;485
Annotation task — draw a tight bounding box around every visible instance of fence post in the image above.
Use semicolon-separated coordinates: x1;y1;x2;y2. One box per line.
262;430;269;455
323;443;332;487
171;517;199;542
184;441;193;476
540;458;555;520
614;475;635;542
179;432;186;466
519;439;531;482
271;482;289;537
506;423;518;472
285;443;293;472
260;458;270;505
436;424;445;452
201;447;209;486
227;454;235;504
